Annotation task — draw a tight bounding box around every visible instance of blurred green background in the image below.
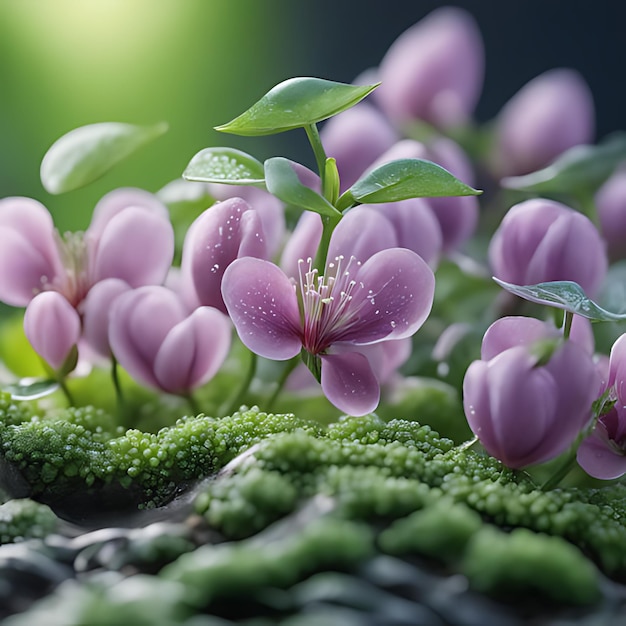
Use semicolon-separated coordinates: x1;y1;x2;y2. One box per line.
1;0;624;231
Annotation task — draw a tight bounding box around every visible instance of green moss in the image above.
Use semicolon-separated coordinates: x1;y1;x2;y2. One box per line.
0;498;58;544
161;516;375;607
379;499;483;563
462;526;601;606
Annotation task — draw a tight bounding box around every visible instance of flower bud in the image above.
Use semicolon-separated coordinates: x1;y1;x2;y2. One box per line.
493;69;595;177
489;198;607;296
595;167;626;261
23;291;80;374
376;7;484;128
463;317;599;469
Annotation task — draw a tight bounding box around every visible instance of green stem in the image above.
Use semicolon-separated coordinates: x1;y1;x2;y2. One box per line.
541;448;578;491
58;378;75;407
185;392;201;416
266;356;300;412
304;123;327;189
313;214;340;273
221;350;257;416
562;310;574;339
111;357;124;409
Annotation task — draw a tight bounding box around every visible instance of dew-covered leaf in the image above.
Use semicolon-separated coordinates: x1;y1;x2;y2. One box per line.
501;132;626;195
338;158;481;210
41;122;168;194
4;378;60;401
182;147;265;185
494;278;626;322
215;77;379;136
264;157;340;217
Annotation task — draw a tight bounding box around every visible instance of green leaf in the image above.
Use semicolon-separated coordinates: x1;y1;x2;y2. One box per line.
340;158;482;208
493;278;626;322
4;378;60;401
41;121;168;194
264;157;340;217
501;132;626;195
182;147;265;185
215;77;379;136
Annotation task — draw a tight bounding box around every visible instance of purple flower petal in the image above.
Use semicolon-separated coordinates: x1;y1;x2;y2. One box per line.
320;351;380;416
280;211;322;280
327;206;397;263
81;278;132;358
91;206;174;288
88;188;170;239
109;286;187;388
370;199;442;267
222;257;302;360
24;291;80;371
340;248;435;344
0;198;64;306
577;434;626;480
180;197;267;313
481;316;559;361
154;306;231;394
208;184;285;257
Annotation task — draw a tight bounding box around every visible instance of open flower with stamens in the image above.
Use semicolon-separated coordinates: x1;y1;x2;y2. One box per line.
221;249;434;415
0;188;175;360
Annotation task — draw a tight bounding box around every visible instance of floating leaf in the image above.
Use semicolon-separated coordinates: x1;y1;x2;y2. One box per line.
4;378;60;401
41;121;168;194
493;278;626;322
264;157;340;217
215;77;378;136
501;132;626;195
338;158;481;211
182;147;265;185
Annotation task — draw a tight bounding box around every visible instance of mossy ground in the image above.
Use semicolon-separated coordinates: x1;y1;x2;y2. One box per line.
0;389;625;623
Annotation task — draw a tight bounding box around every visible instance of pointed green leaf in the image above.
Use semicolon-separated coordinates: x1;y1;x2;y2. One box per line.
41;121;168;194
215;77;379;136
4;378;60;401
501;132;626;194
182;147;265;185
493;278;626;322
264;157;340;217
342;158;482;206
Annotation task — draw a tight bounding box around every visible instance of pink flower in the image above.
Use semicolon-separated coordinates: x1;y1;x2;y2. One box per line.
493;68;595;177
489;198;607;297
463;316;599;469
577;334;626;479
221;249;434;416
108;286;231;395
0;188;175;358
375;7;484;128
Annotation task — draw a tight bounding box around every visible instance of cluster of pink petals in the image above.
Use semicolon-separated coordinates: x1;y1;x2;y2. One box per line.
463;316;600;469
489;198;608;297
109;286;231;395
577;334;626;479
0;189;175;371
